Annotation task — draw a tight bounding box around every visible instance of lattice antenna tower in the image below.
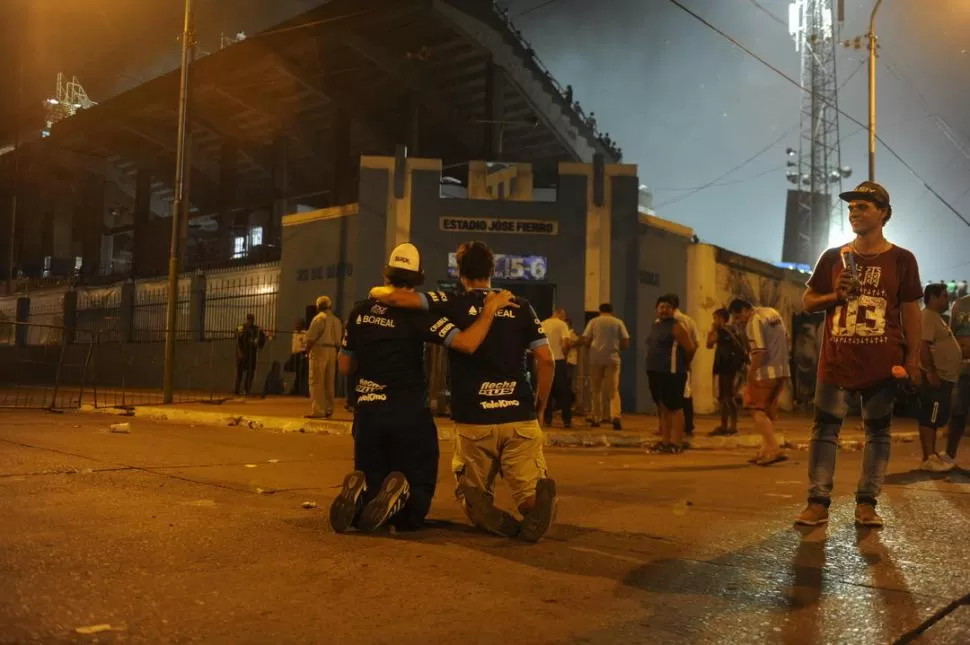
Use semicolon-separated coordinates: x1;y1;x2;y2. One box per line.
786;0;852;261
220;31;247;50
42;72;97;137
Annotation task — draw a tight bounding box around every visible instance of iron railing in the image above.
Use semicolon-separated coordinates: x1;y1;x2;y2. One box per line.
0;322;94;410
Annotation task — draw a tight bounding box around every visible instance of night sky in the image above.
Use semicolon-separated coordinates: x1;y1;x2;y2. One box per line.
3;0;968;280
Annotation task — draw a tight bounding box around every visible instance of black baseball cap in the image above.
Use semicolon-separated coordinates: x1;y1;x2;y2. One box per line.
839;181;890;207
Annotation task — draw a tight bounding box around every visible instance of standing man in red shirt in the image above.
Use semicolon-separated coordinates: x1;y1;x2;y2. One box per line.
795;181;923;528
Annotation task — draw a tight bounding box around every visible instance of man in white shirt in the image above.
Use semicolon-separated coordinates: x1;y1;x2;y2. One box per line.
540;308;574;428
579;303;630;430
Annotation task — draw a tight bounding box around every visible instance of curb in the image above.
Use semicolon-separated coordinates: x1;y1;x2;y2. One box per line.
79;405;354;436
77;406;919;451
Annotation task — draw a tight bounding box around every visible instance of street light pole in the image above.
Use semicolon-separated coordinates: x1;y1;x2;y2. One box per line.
867;0;883;181
6;3;25;295
163;0;195;404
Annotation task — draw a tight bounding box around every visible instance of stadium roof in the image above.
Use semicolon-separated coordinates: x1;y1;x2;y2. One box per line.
38;0;617;215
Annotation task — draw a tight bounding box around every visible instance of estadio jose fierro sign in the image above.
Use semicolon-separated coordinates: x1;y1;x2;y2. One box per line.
439;217;559;235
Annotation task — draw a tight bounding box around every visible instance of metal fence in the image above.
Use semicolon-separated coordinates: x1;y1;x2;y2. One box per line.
133;278;193;343
0;323;95;410
0;316;584;416
76;284;123;343
204;266;279;340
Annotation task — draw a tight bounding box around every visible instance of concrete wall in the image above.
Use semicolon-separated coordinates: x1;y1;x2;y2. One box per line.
276;205;359;366
407;166;588;326
687;244;810;414
610;175;643;413
636;216;693;413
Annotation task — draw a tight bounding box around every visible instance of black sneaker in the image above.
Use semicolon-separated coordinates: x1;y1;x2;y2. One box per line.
329;471;367;533
612;418;622;431
462;486;521;537
519;479;558;543
357;472;410;532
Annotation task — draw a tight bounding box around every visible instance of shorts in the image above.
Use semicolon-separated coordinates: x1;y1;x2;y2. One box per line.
918;380;955;429
716;370;740;401
647;371;688;411
451;419;548;507
745;377;785;418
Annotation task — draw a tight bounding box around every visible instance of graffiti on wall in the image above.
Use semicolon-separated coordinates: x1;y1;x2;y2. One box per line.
791;311;824;406
715;262;821;407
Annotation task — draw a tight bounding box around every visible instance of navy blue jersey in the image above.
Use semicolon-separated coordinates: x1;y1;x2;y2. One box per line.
340;298;459;412
419;289;548;424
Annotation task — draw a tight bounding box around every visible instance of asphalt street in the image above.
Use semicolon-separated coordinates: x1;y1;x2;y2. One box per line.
1;411;968;644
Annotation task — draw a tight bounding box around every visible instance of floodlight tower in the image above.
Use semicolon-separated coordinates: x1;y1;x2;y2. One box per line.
784;0;851;264
42;73;97;137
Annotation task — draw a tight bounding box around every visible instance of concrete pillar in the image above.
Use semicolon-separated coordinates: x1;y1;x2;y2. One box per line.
189;271;205;341
77;173;105;280
119;279;135;343
63;289;78;344
52;199;73;260
132;167;151;278
15;296;29;347
269;137;288;250
686;243;718;414
609;171;640;413
41;210;54;263
331;110;353;206
219;140;239;260
407;96;421;156
484;60;505;159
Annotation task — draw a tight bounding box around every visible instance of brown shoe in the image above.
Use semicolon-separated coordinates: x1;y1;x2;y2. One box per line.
854;503;884;527
794;503;829;526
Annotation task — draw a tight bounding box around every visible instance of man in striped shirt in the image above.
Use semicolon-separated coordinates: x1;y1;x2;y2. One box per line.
729;299;790;466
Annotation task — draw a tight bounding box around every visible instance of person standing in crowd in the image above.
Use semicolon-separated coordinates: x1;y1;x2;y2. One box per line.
948;291;970;467
665;294;698;436
234;313;266;397
579;303;630;430
706;307;746;436
729;299;790;466
795;181;923;528
329;244;513;533
287;318;309;397
646;295;696;453
564;318;580;411
540;308;574;428
917;283;963;472
371;241;557;542
305;295;343;419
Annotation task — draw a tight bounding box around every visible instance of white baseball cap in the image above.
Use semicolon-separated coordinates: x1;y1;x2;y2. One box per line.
387;243;421;271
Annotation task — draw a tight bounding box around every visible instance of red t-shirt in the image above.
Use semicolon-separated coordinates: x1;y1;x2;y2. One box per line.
807;245;922;390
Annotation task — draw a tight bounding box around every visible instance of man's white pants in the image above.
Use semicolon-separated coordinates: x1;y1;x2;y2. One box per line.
309;347;337;417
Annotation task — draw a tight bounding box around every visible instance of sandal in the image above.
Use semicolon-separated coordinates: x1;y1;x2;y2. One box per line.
756;453;790;467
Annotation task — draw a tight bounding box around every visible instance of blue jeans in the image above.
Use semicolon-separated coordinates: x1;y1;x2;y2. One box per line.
948;374;970;456
951;374;970;419
808;379;896;507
